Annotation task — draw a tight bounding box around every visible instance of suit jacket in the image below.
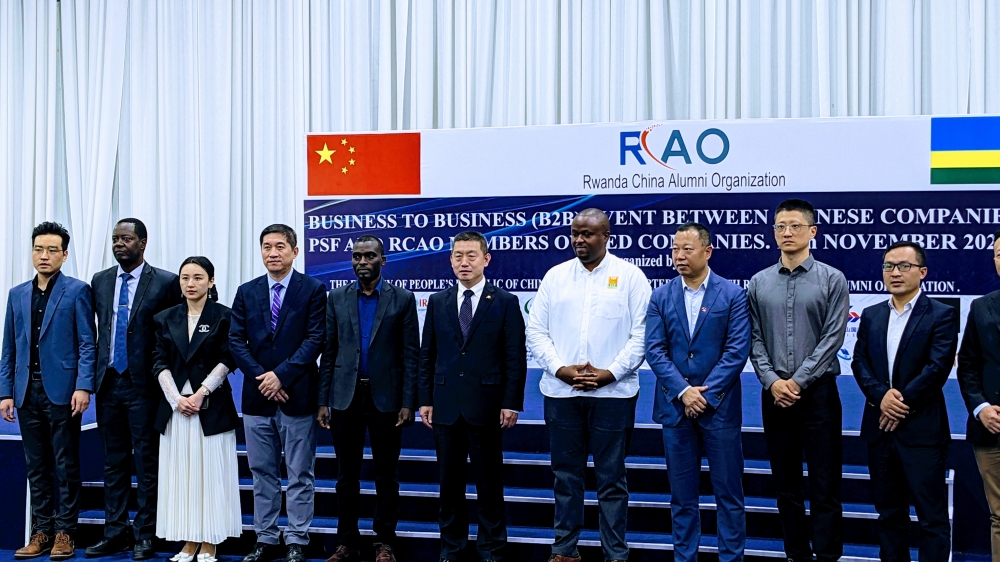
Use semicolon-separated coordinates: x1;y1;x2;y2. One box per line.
852;293;959;446
229;270;326;417
0;274;96;408
152;300;240;436
958;290;1000;446
318;280;419;413
418;282;527;426
644;273;751;429
92;263;182;395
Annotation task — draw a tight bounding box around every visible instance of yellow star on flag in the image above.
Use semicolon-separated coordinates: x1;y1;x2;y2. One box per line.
315;143;335;164
349;146;356;154
349;159;355;166
341;138;348;145
341;167;348;174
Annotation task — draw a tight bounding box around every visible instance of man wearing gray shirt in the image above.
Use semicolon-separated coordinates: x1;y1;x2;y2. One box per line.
747;198;850;562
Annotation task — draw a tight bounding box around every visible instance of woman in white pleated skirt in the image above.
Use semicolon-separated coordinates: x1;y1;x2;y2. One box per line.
152;257;243;562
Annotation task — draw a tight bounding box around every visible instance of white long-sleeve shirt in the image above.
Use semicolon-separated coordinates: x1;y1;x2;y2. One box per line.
526;252;651;399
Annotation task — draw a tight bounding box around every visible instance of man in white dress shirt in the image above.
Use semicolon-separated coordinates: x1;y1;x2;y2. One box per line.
525;208;651;562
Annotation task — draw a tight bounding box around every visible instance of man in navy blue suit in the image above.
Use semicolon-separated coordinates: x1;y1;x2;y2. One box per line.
229;224;326;562
419;230;527;562
1;222;96;560
851;241;958;562
644;222;751;562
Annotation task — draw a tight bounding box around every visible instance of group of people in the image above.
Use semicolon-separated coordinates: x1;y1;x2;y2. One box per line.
2;199;1000;562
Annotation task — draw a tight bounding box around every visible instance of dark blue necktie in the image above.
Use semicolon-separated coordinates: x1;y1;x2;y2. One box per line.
459;290;474;340
112;272;131;373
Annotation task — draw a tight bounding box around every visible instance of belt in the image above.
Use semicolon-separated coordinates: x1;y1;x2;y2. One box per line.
30;371;43;382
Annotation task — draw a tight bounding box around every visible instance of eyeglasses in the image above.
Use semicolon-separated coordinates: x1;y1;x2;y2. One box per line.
772;224;814;233
881;262;923;272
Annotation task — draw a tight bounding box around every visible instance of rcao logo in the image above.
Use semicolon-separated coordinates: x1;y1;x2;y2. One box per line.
620;125;730;169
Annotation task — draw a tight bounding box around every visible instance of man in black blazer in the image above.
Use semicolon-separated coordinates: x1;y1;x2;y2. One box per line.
229;224;326;562
958;231;1000;560
851;241;959;562
317;235;419;562
85;219;182;560
419;230;527;562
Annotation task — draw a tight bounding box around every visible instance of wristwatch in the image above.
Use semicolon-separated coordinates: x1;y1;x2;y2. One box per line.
199;386;210;396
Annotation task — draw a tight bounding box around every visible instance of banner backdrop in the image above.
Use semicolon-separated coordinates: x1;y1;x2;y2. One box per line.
305;116;1000;377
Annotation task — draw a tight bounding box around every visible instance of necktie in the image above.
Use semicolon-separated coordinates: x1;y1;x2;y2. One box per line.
459;289;474;340
112;272;131;374
271;284;283;332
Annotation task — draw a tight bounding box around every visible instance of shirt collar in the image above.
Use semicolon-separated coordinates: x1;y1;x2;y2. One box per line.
268;270;292;291
459;277;487;297
357;278;384;296
575;252;613;274
117;261;146;280
682;268;711;293
778;254;814;273
888;290;921;313
32;270;61;291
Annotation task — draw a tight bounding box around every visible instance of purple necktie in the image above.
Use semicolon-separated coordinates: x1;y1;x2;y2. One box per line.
271;284;283;332
459;290;474;339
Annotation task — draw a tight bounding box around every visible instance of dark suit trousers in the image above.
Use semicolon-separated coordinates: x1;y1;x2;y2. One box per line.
868;436;950;562
330;381;402;549
434;414;506;561
761;375;843;562
18;379;82;535
96;369;159;540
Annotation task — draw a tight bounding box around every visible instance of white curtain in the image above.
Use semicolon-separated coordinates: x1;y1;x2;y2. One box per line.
2;0;999;312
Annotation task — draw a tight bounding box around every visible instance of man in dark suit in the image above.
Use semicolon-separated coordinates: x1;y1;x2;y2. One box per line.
230;224;326;562
644;223;750;562
851;241;959;562
958;231;1000;560
86;218;182;560
1;222;96;560
419;230;527;562
317;235;419;562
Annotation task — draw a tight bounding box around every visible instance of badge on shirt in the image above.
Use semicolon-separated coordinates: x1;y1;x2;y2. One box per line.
607;276;619;289
198;324;210;333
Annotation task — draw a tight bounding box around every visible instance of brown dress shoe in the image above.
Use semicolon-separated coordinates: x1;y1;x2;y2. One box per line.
15;532;52;559
546;556;581;562
326;545;358;562
50;533;74;561
374;543;397;562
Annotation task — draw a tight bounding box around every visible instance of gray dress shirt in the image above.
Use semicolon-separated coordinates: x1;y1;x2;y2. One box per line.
747;255;850;390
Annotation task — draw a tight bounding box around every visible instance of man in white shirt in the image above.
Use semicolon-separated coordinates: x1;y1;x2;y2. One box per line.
525;209;651;562
851;241;958;561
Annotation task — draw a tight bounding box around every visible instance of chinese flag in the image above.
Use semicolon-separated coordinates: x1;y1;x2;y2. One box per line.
307;133;420;196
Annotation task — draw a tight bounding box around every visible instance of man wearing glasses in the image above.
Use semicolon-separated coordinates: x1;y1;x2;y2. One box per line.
851;241;958;561
747;198;850;562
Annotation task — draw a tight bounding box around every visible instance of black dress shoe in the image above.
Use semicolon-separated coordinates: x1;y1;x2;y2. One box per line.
286;545;306;562
133;539;154;560
243;543;276;562
85;536;132;558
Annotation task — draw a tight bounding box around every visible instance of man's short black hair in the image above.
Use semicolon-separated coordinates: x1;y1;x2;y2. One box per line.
883;240;927;267
453;231;488;254
676;222;711;247
116;218;148;240
775;198;816;225
354;235;384;255
260;224;297;247
32;222;70;251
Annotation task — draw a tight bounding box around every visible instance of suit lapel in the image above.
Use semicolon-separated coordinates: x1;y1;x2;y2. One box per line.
689;276;721;343
892;295;929;384
370;281;391;340
989;292;1000;336
274;271;302;334
670;278;690;342
345;283;360;338
186;300;221;362
463;283;496;346
39;275;67;338
257;276;273;333
102;269;117;322
129;265;153;325
18;284;32;338
869;304;891;385
168;304;191;361
445;284;461;345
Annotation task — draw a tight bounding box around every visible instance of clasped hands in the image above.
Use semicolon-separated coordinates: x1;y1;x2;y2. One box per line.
176;391;204;417
256;371;288;403
555;362;615;391
879;388;909;432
